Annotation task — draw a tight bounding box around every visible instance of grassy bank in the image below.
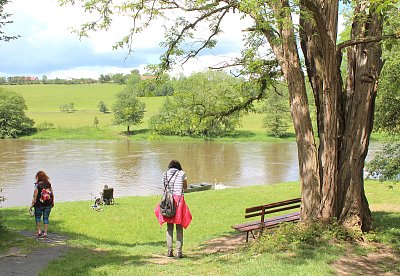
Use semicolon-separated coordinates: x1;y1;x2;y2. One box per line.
1;180;399;275
3;84;392;142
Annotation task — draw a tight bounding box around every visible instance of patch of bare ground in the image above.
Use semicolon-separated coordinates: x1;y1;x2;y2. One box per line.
332;243;400;276
0;231;69;276
149;233;247;264
199;233;247;255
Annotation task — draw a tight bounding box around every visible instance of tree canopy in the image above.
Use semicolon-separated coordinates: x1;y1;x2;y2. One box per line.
113;89;145;134
149;70;244;137
60;0;400;231
0;89;35;138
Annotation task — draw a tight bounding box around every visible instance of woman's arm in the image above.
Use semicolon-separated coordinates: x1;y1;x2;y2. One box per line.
51;187;55;207
30;189;38;209
183;179;188;191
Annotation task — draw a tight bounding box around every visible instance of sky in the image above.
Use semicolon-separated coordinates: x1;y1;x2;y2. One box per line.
0;0;249;80
0;1;344;80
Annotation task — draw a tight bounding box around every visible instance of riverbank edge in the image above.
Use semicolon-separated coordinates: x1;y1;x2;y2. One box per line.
20;127;393;143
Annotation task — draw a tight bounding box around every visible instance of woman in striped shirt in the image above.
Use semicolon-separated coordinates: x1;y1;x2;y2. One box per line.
155;160;192;258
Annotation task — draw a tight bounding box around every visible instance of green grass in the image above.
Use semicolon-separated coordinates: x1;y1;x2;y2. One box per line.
0;84;294;141
2;83;392;142
0;180;399;275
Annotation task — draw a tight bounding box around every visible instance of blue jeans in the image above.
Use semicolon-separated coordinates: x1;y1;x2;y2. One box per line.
34;206;52;224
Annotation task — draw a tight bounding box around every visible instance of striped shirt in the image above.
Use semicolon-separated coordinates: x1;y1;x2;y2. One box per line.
163;168;187;195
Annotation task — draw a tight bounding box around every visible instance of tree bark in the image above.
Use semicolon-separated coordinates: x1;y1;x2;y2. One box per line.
337;3;383;231
267;0;320;220
297;1;383;230
300;0;342;220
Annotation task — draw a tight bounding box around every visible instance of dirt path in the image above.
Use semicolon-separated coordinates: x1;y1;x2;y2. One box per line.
332;243;400;276
194;234;400;275
0;231;69;276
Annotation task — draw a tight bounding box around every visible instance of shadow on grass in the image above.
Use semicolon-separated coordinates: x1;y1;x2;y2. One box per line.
1;208;169;274
0;208;164;249
223;131;257;139
120;129;150;136
266;133;296;139
372;211;400;250
41;247;155;275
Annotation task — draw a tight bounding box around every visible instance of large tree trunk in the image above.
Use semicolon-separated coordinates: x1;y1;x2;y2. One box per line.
266;0;321;220
299;0;342;220
296;1;383;230
263;1;384;230
337;4;383;231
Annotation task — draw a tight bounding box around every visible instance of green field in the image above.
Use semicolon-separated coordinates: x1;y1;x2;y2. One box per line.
2;84;391;142
2;84;271;140
2;84;164;127
0;180;399;275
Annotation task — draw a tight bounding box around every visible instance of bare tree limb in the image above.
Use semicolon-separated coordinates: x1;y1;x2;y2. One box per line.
337;33;400;52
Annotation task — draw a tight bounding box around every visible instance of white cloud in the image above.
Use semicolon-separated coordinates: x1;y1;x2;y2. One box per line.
2;1;345;79
47;65;136;79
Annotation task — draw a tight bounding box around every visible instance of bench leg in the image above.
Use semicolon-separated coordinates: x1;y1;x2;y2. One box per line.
245;230;256;243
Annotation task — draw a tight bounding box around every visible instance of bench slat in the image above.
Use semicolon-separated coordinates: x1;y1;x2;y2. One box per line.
232;212;300;231
245;198;301;213
245;204;301;219
232;198;301;243
237;216;300;232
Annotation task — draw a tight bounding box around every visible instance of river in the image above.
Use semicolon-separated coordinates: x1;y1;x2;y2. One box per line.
0;139;380;207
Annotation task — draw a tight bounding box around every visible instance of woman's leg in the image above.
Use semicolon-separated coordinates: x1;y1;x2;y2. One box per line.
176;224;183;257
42;206;52;237
166;223;174;256
34;207;43;236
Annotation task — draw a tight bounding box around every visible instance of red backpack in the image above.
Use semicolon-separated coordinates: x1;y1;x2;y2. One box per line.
40;188;52;204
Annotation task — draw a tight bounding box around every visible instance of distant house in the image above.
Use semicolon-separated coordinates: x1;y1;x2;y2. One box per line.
24;76;39;81
140;75;156;80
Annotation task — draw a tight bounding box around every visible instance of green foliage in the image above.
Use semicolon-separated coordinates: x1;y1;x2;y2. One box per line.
149;71;244;137
0;89;35;138
368;45;400;183
252;220;360;254
112;89;145;132
97;100;109;113
126;73;174;97
262;86;291;137
110;73;129;84
375;46;400;134
36;121;55;131
59;102;75;112
366;141;400;181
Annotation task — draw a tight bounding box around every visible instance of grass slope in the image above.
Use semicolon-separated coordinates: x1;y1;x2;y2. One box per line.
2;84;275;140
0;180;399;275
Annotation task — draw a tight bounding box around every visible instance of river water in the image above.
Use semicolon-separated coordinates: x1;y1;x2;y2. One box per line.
0;139;380;207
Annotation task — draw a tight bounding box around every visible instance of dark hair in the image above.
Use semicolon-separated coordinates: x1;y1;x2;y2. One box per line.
168;160;182;170
36;170;51;187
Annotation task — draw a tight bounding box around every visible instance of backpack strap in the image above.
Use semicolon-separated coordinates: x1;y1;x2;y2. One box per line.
163;170;179;192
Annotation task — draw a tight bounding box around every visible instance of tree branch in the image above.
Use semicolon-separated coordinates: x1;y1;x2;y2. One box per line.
163;3;235;69
337;33;400;52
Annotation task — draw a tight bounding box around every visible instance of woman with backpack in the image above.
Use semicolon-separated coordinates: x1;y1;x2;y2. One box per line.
155;160;192;258
29;171;54;239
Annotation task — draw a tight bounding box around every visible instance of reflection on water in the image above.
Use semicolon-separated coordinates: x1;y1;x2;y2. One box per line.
0;140;380;207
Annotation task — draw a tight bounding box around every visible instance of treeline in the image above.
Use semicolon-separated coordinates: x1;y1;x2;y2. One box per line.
0;70;172;87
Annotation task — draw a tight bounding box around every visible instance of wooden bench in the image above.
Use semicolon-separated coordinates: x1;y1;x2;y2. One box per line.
232;197;301;242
